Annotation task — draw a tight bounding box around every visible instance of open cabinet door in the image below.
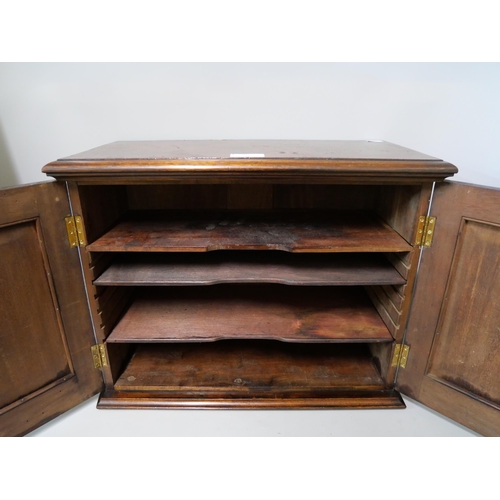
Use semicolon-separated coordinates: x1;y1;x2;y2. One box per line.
0;182;103;436
397;181;500;436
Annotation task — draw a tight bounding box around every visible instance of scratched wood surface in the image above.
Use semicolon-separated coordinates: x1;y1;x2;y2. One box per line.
106;286;393;343
87;210;413;253
114;341;387;392
94;252;406;287
42;140;458;184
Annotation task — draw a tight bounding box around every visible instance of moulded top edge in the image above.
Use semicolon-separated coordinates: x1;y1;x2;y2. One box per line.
41;160;459;180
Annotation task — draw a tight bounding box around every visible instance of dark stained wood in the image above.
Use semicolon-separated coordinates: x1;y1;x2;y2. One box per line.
380;284;405;310
106;286;393;343
16;141;483;422
376;184;433;384
42;140;458;184
367;285;402;327
0;182;102;436
99;389;405;409
57;140;444;161
384;252;411;279
273;185;376;210
427;219;500;405
114;342;386;391
227;184;274;209
87;210;413;253
127;184;228;210
107;341;405;409
67;182;115;391
365;287;398;338
376;184;427;243
88;252;114;281
94;286;134;337
398;182;500;436
77;184;128;243
94;252;406;287
0;220;71;410
106;343;135;385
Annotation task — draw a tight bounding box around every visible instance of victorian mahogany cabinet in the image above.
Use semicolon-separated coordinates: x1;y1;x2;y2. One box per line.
0;140;498;436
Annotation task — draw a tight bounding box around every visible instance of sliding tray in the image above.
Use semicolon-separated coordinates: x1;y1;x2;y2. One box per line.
106;286;394;343
94;252;407;287
87;210;413;253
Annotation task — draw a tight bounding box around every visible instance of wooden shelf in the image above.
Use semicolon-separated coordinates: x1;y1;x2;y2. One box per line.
87;210;413;253
94;252;406;287
114;341;387;393
106;286;393;343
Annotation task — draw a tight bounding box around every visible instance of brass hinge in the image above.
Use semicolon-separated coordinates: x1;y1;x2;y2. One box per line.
391;344;410;368
64;215;87;247
415;215;436;248
91;344;108;369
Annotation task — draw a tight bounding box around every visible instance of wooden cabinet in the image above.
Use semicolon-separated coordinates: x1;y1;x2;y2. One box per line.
1;140;499;436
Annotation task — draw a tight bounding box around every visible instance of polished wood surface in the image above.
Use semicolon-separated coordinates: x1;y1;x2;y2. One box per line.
0;182;102;436
42;140;458;184
398;182;500;436
94;252;406;287
99;389;405;409
59;140;442;161
106;286;393;343
87;210;413;253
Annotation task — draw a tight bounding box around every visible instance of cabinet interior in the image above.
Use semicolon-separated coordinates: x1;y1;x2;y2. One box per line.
76;183;424;408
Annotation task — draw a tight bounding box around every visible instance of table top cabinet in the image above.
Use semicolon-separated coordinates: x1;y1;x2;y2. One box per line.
1;140;499;436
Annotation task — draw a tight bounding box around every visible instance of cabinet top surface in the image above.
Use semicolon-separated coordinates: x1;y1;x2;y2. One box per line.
60;140;438;161
43;140;458;184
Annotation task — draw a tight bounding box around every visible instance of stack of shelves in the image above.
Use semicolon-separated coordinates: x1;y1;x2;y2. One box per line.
88;209;410;408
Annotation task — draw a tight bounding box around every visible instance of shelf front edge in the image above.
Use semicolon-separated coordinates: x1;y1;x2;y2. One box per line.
97;390;406;409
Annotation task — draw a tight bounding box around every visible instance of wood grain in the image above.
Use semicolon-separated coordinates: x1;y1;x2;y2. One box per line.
0;220;71;410
42;141;458;184
384;252;411;279
427;218;500;406
227;185;274;209
87;210;413;253
114;342;387;392
67;182;116;389
98;389;405;409
398;181;500;436
376;185;424;243
273;185;377;210
94;286;134;337
78;185;128;243
0;182;102;436
127;184;228;210
106;286;393;343
94;252;406;287
56;140;443;161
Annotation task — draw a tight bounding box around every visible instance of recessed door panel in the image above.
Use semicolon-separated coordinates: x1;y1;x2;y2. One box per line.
0;220;72;411
0;182;103;436
426;218;500;408
398;182;500;436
